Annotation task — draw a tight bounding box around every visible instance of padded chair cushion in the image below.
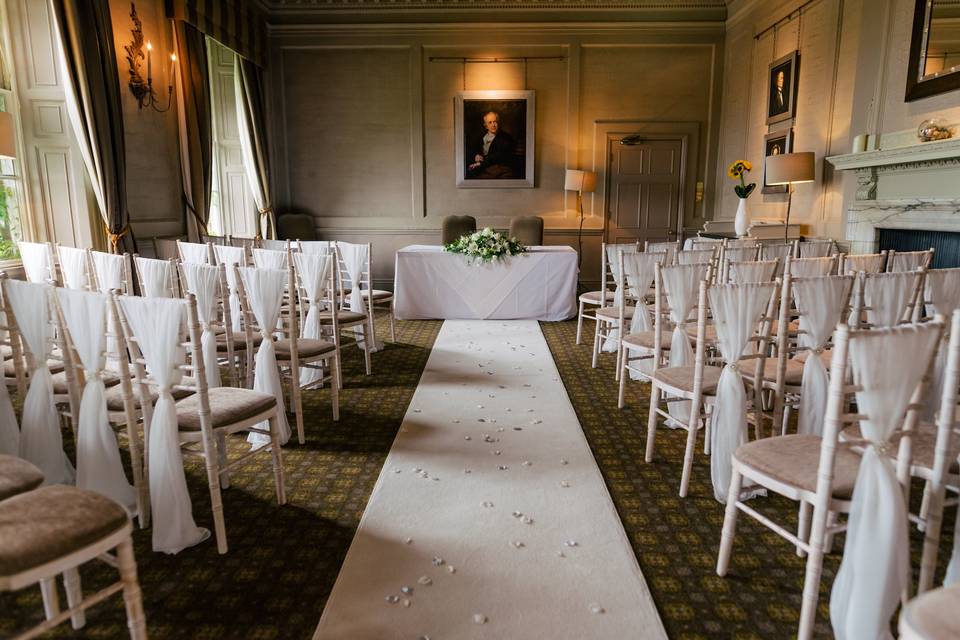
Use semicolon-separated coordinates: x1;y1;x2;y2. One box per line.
176;387;277;431
734;434;860;499
360;289;393;301
579;290;612;305
595;306;636;320
509;216;544;246
52;370;122;395
275;338;336;359
900;583;960;639
0;485;128;576
105;383;194;411
842;423;958;475
0;455;44;502
652;365;723;394
4;358;65;377
318;310;367;324
621;331;667;350
441;215;477;245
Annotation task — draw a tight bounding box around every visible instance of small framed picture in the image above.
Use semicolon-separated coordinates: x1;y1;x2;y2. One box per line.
766;51;799;125
454;90;535;188
762;128;793;194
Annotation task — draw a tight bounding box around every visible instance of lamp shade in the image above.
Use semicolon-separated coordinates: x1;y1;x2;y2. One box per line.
0;112;15;159
765;151;815;185
564;169;597;193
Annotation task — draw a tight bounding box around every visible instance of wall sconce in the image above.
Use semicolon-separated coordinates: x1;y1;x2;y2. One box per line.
125;2;174;112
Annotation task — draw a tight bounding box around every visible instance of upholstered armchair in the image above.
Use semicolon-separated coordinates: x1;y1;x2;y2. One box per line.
441;215;477;245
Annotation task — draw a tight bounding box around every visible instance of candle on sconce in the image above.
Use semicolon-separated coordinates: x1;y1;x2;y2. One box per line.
169;53;177;86
146;41;152;84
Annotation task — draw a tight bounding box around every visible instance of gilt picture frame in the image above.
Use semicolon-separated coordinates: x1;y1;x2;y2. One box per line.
766;51;800;125
455;90;535;188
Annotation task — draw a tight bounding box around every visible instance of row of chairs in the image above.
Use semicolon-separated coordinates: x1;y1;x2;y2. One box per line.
585;241;960;637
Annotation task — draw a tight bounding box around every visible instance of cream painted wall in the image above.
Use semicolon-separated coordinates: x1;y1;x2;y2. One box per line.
268;24;725;287
108;0;183;246
715;0;960;242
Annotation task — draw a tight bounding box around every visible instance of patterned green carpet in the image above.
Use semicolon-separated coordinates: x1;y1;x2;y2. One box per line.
1;318;954;639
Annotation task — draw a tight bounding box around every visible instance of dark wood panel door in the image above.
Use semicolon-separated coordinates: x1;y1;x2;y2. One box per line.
605;136;684;246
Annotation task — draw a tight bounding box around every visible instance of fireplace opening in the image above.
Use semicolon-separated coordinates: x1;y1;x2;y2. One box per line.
878;229;960;269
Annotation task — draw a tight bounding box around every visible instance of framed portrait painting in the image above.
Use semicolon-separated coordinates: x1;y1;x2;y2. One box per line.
762;128;793;194
766;51;799;125
455;90;535;188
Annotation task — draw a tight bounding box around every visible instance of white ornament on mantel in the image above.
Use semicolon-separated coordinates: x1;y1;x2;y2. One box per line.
734;198;750;237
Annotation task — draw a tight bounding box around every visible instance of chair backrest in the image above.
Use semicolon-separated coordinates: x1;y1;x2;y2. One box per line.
200;234;226;246
151;237;179;261
798;239;836;258
599;242;640;305
334;241;375;318
89;251;133;295
786;255;838;279
856;270;925;329
761;242;795;267
134;256;178;298
0;273;28;399
17;241;54;284
725;238;761;249
921;267;960;321
509;216;544;246
722;244;761;264
617;251;665;332
677;247;716;266
252;247;288;270
292;249;338;341
441;215;477;245
56;245;92;291
839;251;886;275
688;237;722;251
295;240;334;255
177;241;212;265
260;239;289;252
176;260;229;389
645;240;680;265
887;248;934;273
725;259;778;284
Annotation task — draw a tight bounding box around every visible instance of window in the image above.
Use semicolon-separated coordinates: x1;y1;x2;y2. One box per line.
0;31;23;261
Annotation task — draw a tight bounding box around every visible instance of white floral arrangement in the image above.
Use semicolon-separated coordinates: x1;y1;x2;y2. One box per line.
444;227;526;263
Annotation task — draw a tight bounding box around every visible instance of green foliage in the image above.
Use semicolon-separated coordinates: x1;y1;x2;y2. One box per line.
0;184;19;260
444;227;526;263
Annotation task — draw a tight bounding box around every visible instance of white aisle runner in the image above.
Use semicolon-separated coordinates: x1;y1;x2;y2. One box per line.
314;321;666;639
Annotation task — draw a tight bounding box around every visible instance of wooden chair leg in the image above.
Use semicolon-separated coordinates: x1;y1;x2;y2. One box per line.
796;500;812;557
63;567;85;629
617;345;628;409
389;308;396;342
125;418;149;529
591;320;601;369
614;332;623;382
331;355;340;422
918;481;948;594
576;301;585;344
292;375;305;445
362;326;372;375
202;433;228;555
269;415;286;505
679;418;699;498
797;513;828;640
645;385;661;463
217;432;230;489
117;537;147;640
40;577;59;620
716;467;742;576
918;479;933;531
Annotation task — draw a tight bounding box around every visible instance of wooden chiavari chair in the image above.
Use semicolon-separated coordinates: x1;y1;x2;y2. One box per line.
887;248;935;273
837;250;888;274
576;240;639;344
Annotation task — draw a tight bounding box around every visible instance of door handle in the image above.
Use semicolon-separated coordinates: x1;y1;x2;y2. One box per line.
667;230;678;237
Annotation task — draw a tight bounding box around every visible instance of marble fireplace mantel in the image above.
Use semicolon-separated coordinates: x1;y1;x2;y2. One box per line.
845;198;960;254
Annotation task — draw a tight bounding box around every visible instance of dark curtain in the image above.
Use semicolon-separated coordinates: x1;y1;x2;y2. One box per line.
50;0;135;254
173;21;211;241
234;56;274;240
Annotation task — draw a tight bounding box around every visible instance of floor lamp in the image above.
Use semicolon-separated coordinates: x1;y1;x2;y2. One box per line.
764;152;815;244
565;169;597;271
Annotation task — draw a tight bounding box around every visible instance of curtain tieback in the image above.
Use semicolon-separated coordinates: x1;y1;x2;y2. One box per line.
872;439;893;456
107;225;130;252
727;362;739;372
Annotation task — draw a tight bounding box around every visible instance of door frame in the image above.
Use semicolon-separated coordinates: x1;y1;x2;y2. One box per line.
590;121;700;244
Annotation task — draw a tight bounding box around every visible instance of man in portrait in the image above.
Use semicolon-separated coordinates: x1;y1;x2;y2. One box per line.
769;67;789;117
466;111;517;179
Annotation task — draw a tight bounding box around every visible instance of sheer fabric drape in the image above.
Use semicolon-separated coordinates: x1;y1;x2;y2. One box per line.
728;261;775;284
293;252;333;386
862;271;915;328
238;267;291;446
214;245;246;331
338;242;381;351
601;244;641;351
119;296;209;553
708;282;776;502
5;280;74;484
297;241;333;255
136;257;174;298
792;276;853;436
234;56;275;240
252;248;287;270
830;324;941;639
663;264;709;424
180;262;222;389
57;246;89;289
18;241;50;284
622;252;663;379
178;241;210;265
889;252;929;273
844;254;885;274
56;288;135;510
90;250;125;292
789;258;834;279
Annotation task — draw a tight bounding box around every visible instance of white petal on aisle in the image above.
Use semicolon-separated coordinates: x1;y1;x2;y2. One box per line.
314;320;666;640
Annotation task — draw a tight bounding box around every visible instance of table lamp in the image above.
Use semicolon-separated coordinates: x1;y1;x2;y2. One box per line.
565;169;596;269
765;151;815;243
0;112;17;159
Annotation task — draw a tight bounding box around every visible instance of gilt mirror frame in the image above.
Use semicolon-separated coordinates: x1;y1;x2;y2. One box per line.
906;0;960;101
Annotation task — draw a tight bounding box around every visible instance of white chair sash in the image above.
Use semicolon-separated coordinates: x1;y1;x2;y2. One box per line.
260;239;288;252
924;269;960;424
136;257;174;298
798;241;834;258
792;276;853;436
723;246;757;263
56;289;136;511
708;282;776;502
57;246;89;290
677;249;713;266
830;323;941;640
180;263;222;389
728;260;776;284
338;242;381;352
18;241;50;284
213;245;247;332
178;241;210;265
862;271;915;329
789;257;835;279
238;267;291;446
889;251;929;273
90;251;125;293
297;241;333;255
663;264;709;423
252;248;288;270
601;244;641;352
762;243;793;263
620;252;664;379
119;296;209;553
844;254;885;274
5;280;74;485
293;252;333;386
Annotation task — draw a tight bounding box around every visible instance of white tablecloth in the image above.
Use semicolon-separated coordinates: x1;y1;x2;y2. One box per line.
394;245;578;321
